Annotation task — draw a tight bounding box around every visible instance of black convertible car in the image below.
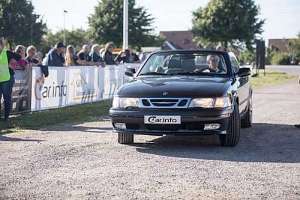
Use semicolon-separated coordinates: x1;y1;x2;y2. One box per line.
110;50;252;146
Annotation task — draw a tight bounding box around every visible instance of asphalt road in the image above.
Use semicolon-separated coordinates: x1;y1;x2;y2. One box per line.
0;73;300;199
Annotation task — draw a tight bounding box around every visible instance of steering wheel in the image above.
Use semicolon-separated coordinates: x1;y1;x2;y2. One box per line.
194;67;210;73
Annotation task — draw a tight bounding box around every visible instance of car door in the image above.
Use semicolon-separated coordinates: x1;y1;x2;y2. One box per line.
229;53;250;113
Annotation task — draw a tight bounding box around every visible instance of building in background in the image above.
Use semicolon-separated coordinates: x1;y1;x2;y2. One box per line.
268;38;295;53
160;31;198;50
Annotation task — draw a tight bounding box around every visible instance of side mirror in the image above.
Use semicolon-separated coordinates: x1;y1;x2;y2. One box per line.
237;68;251;77
125;67;136;77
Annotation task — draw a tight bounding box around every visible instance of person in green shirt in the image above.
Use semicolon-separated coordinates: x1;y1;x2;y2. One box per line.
0;38;21;121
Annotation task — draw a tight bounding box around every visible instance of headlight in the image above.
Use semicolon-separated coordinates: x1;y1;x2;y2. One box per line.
189;98;214;108
189;97;231;108
112;97;139;108
215;97;231;108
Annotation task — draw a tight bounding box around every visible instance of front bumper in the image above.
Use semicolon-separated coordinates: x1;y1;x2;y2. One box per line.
110;107;233;136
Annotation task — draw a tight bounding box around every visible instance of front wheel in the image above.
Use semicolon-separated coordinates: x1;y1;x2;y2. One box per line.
219;103;240;147
241;96;252;128
118;133;134;144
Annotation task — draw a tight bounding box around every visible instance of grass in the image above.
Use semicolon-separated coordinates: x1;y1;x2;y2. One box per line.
0;71;296;134
0;100;111;134
250;70;296;89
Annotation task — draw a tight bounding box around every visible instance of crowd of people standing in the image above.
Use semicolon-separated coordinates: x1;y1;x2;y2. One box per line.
0;38;141;122
43;42;140;67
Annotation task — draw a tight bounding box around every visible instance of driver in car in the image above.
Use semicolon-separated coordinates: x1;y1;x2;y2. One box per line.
206;55;220;73
193;55;222;73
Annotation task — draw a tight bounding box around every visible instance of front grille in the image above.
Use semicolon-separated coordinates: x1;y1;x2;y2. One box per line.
142;99;151;106
121;122;207;132
178;99;188;107
140;98;190;108
140;123;204;131
145;124;183;131
150;99;178;107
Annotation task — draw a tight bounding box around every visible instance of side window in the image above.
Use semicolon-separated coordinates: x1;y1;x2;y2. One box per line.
229;53;240;73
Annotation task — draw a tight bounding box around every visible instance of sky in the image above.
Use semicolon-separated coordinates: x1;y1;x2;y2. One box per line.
31;0;300;40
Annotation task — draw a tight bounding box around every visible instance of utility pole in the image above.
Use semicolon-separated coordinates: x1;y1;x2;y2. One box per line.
30;23;33;44
123;0;128;50
63;10;68;45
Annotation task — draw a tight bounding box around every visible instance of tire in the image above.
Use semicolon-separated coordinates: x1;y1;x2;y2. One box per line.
219;103;240;147
118;133;134;144
241;96;253;128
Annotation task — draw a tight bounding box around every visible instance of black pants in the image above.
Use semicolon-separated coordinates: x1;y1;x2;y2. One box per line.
0;77;14;120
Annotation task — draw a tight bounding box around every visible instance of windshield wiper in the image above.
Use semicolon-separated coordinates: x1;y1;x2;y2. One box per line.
139;72;168;76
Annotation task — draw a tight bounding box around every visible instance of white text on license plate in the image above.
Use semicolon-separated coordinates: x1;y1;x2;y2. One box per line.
144;116;181;124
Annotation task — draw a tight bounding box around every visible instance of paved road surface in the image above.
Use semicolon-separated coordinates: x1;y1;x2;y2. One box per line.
0;80;300;199
267;65;300;75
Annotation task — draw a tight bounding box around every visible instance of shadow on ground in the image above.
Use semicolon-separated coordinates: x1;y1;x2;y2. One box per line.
131;123;300;163
0;118;112;135
0;135;43;142
39;123;113;133
1;122;299;163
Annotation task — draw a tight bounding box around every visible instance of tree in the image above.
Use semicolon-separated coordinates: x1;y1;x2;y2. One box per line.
41;29;91;53
88;0;161;49
288;33;300;64
239;49;255;65
192;0;264;49
0;0;46;47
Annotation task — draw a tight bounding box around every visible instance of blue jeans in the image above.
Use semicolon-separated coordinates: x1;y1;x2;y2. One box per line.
0;77;14;120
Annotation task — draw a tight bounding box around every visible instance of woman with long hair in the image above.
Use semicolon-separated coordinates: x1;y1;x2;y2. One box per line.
14;45;28;70
90;44;104;67
65;45;78;66
102;42;116;65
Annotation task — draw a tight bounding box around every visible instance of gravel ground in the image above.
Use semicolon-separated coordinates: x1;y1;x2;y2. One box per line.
1;80;300;200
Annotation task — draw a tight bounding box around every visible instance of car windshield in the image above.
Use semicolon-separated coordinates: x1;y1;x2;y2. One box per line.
138;52;228;76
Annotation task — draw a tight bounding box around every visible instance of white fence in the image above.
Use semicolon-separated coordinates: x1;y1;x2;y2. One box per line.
30;64;140;111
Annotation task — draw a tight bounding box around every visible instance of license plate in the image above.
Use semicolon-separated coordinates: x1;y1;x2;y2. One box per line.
144;116;181;124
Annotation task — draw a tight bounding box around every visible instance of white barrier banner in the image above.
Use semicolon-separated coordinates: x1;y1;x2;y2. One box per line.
31;64;140;111
31;67;68;111
101;65;124;99
68;66;99;105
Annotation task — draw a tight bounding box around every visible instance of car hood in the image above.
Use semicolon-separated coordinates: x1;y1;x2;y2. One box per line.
117;76;232;98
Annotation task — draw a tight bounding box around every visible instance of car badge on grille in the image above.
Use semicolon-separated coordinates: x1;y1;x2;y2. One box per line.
162;92;168;96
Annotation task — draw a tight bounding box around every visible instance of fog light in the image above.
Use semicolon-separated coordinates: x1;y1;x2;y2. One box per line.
204;123;221;130
114;123;126;130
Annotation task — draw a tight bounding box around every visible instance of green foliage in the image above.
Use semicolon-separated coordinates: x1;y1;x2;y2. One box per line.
192;0;264;49
41;29;91;53
239;49;255;65
0;0;46;47
288;35;300;63
250;71;295;89
265;47;274;65
0;100;111;133
271;53;290;65
88;0;161;48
